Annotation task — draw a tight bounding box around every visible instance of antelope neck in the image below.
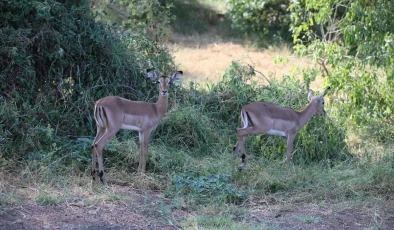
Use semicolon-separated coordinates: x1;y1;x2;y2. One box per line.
155;93;168;116
297;101;316;127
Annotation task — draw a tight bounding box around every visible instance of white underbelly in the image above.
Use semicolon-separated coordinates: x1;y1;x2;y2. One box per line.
120;124;142;131
267;129;287;137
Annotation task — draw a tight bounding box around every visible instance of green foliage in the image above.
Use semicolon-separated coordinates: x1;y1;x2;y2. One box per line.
203;61;257;125
226;0;292;45
298;120;344;162
168;0;221;34
92;0;175;50
92;0;233;36
0;0;175;158
198;62;348;163
289;0;394;141
118;0;173;42
171;173;246;204
153;106;219;155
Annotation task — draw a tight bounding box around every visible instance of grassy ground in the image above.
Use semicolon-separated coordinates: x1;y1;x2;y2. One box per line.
1;156;393;229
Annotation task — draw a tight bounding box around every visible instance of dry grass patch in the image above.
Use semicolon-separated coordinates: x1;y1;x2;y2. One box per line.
168;32;320;88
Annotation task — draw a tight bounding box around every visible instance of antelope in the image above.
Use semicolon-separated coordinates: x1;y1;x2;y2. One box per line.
91;70;182;185
233;89;329;169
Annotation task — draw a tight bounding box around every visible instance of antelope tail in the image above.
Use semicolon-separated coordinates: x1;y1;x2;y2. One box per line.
240;110;252;128
94;105;107;128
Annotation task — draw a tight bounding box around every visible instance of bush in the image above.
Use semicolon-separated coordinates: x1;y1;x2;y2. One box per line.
153;106;219;155
226;0;292;46
290;0;394;143
168;0;219;34
203;61;258;126
0;0;175;159
202;62;349;163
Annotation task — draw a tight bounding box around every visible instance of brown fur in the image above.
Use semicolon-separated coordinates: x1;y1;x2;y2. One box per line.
91;70;182;185
234;89;328;169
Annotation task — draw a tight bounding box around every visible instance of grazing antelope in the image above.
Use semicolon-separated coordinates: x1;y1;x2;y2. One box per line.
233;89;329;169
91;70;182;185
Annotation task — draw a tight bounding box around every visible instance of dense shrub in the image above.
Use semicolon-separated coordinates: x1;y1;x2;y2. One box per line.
153;106;219;155
167;0;219;34
146;61;349;165
0;0;175;159
290;0;394;142
0;0;349;175
226;0;292;46
203;62;349;163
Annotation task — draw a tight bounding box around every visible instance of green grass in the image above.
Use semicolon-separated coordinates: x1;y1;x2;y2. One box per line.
1;139;393;228
5;120;391;210
35;189;65;206
179;203;278;230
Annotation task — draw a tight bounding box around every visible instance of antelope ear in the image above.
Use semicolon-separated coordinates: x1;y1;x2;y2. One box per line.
146;69;159;81
321;87;329;97
169;71;183;84
307;89;314;102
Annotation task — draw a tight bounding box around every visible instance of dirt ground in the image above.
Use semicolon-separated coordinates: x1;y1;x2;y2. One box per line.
0;185;186;230
1;184;393;230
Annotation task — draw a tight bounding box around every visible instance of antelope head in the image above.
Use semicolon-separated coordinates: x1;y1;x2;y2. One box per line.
146;70;183;96
307;88;329;116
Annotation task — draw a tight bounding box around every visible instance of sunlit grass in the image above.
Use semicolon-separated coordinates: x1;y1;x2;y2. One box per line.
169;40;317;88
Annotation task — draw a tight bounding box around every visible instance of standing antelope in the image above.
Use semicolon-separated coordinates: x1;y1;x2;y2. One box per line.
233;89;329;169
91;70;182;185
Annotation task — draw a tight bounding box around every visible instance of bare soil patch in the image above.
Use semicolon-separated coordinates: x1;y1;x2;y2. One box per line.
0;185;188;230
1;184;393;229
246;201;394;230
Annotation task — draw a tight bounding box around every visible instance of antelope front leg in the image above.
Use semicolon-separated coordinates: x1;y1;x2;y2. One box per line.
138;131;145;173
138;130;151;173
286;135;295;166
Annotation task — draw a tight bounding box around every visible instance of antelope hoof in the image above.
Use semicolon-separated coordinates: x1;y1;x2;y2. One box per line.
238;163;245;171
91;170;98;181
98;170;108;186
